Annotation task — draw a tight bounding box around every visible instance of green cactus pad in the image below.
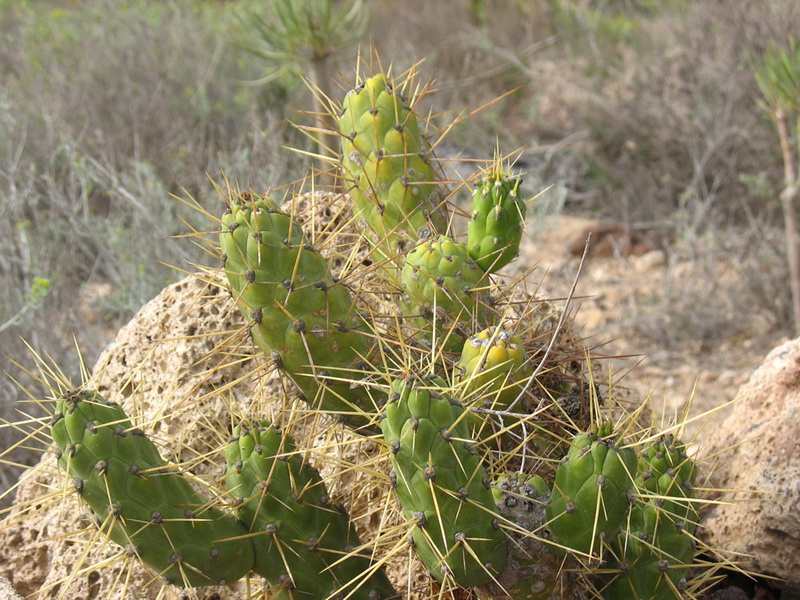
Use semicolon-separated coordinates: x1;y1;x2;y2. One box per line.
600;497;695;600
224;421;397;599
545;424;637;557
598;434;699;599
50;390;254;587
219;192;378;429
467;161;525;273
458;326;531;410
339;73;445;251
400;235;487;349
637;434;699;534
381;374;507;587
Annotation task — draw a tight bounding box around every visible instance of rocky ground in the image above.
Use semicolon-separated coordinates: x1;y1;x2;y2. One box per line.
514;215;788;443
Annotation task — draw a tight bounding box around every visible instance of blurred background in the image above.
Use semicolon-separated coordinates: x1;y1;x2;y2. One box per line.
1;0;798;498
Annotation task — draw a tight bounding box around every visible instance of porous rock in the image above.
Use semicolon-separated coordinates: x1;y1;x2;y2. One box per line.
700;336;800;588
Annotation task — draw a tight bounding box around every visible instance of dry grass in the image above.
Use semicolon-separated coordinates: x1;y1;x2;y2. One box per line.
0;0;299;498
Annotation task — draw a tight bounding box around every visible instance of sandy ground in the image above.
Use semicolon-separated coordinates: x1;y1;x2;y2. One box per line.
511;214;788;443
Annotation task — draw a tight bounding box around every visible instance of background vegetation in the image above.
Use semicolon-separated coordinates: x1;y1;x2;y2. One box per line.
1;0;798;497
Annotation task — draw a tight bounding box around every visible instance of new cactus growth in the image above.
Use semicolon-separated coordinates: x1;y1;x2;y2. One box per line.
50;390;255;588
339;73;445;253
467;159;526;273
545;423;637;558
224;421;397;599
400;235;488;349
381;374;507;587
458;326;531;410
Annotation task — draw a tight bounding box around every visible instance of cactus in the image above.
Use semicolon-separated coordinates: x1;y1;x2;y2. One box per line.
467;158;526;273
545;423;637;558
596;435;699;599
600;498;696;600
219;192;379;430
457;325;531;410
381;374;507;587
225;421;397;598
50;390;255;588
400;235;488;349
1;55;737;600
339;73;445;255
637;434;699;534
49;389;397;596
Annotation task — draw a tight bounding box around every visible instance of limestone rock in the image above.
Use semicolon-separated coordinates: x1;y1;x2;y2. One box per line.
0;576;22;600
700;337;800;588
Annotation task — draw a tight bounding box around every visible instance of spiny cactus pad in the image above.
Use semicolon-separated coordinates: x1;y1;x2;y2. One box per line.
597;435;700;599
224;421;397;599
50;390;255;587
400;235;487;349
219;192;378;428
637;434;699;533
600;497;695;600
339;73;444;251
467;162;526;273
381;374;507;587
545;424;637;557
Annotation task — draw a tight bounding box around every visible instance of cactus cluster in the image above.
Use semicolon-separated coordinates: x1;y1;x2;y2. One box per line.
51;390;255;588
4;59;730;600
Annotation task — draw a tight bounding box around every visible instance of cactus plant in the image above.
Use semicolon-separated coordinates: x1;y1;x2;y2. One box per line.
0;55;737;600
545;423;637;559
381;374;507;587
636;434;699;534
594;433;700;599
50;390;255;588
458;325;531;410
400;235;488;349
219;191;379;430
467;157;526;273
225;421;397;598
